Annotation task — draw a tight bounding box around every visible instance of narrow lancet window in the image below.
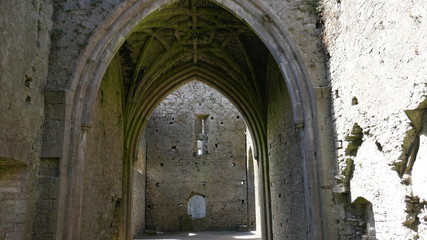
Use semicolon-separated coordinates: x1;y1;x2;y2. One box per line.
195;114;209;156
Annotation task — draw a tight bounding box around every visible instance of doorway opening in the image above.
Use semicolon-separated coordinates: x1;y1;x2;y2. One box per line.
132;81;259;238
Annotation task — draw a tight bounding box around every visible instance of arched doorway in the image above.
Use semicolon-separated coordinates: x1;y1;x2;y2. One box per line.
59;0;333;239
134;81;256;236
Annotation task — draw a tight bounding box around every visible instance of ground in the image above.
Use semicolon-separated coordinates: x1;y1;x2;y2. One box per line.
136;231;261;240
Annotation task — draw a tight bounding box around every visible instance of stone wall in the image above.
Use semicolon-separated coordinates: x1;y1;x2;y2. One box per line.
46;0;325;88
266;59;307;239
323;0;427;239
144;81;251;232
80;56;124;239
132;132;147;238
0;1;52;239
263;0;327;86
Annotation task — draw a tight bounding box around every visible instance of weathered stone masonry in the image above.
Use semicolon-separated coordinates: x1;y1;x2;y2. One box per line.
0;1;52;239
0;0;426;240
142;81;253;233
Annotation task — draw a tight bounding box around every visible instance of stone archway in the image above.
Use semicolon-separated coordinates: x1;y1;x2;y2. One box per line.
58;1;333;239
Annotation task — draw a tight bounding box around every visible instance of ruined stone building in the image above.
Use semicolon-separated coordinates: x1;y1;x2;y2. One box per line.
0;0;426;240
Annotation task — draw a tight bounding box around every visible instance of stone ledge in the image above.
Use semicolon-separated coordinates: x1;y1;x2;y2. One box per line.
0;157;28;167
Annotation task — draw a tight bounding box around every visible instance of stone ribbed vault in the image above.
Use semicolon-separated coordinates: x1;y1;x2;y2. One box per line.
119;2;271;238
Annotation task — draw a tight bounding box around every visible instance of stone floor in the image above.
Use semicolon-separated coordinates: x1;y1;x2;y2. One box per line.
135;231;261;240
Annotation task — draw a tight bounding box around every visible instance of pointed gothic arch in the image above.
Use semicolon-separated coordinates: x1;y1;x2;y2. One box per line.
57;1;333;239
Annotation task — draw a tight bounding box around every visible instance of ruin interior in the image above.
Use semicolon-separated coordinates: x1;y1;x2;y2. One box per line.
0;0;426;239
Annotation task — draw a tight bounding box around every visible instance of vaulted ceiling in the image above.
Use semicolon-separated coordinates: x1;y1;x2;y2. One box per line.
116;0;273;145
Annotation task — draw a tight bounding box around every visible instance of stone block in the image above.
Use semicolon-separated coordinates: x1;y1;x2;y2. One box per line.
44;91;65;104
0;187;20;193
47;104;65;120
5;232;24;240
15;200;26;214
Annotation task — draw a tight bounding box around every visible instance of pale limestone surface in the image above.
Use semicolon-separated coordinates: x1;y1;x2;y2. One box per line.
351;139;411;238
323;0;427;239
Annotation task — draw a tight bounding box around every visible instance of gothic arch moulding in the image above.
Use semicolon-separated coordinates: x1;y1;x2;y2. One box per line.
60;1;331;239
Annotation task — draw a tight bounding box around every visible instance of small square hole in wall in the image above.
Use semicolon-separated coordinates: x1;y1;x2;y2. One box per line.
210;116;214;120
241;200;245;204
171;146;176;150
215;144;218;148
232;163;236;167
337;140;343;149
221;122;224;125
335;90;339;98
236;116;240;119
351;97;359;105
156;183;160;187
147;205;151;209
170;122;173;124
160;163;164;167
375;141;383;151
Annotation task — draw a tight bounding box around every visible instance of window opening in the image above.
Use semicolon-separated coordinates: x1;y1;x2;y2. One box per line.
197;140;203;155
194;114;209;156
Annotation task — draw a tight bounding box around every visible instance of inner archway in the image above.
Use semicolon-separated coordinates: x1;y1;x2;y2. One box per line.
132;81;257;237
62;0;330;239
